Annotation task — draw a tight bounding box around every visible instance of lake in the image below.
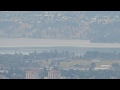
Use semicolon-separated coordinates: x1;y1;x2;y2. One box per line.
0;38;120;54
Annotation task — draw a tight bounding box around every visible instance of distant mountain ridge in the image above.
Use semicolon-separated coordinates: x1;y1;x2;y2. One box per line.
0;11;120;43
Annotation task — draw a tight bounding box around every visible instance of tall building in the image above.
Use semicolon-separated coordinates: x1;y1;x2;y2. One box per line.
47;69;61;79
26;70;39;79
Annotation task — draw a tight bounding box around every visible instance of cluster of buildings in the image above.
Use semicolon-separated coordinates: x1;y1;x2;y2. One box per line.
26;69;61;79
24;64;114;79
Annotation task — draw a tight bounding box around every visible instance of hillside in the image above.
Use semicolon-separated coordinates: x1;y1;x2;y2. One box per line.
0;11;120;43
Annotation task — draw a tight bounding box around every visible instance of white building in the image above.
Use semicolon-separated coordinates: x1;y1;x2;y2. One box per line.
44;77;48;79
94;65;111;70
47;69;61;79
26;70;39;79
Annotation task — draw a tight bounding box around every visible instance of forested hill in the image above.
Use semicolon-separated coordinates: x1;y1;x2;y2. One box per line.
0;11;120;43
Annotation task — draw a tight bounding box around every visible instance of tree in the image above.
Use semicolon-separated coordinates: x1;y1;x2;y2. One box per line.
89;62;96;70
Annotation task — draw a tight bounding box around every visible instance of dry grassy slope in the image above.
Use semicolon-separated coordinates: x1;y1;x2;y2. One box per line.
0;11;120;42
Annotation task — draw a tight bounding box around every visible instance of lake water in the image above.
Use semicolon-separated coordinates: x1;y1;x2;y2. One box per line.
0;38;120;55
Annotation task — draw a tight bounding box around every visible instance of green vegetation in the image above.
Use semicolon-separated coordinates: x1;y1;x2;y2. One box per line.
0;49;120;79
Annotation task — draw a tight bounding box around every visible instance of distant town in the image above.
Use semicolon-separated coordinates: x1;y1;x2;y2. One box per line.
0;50;120;79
